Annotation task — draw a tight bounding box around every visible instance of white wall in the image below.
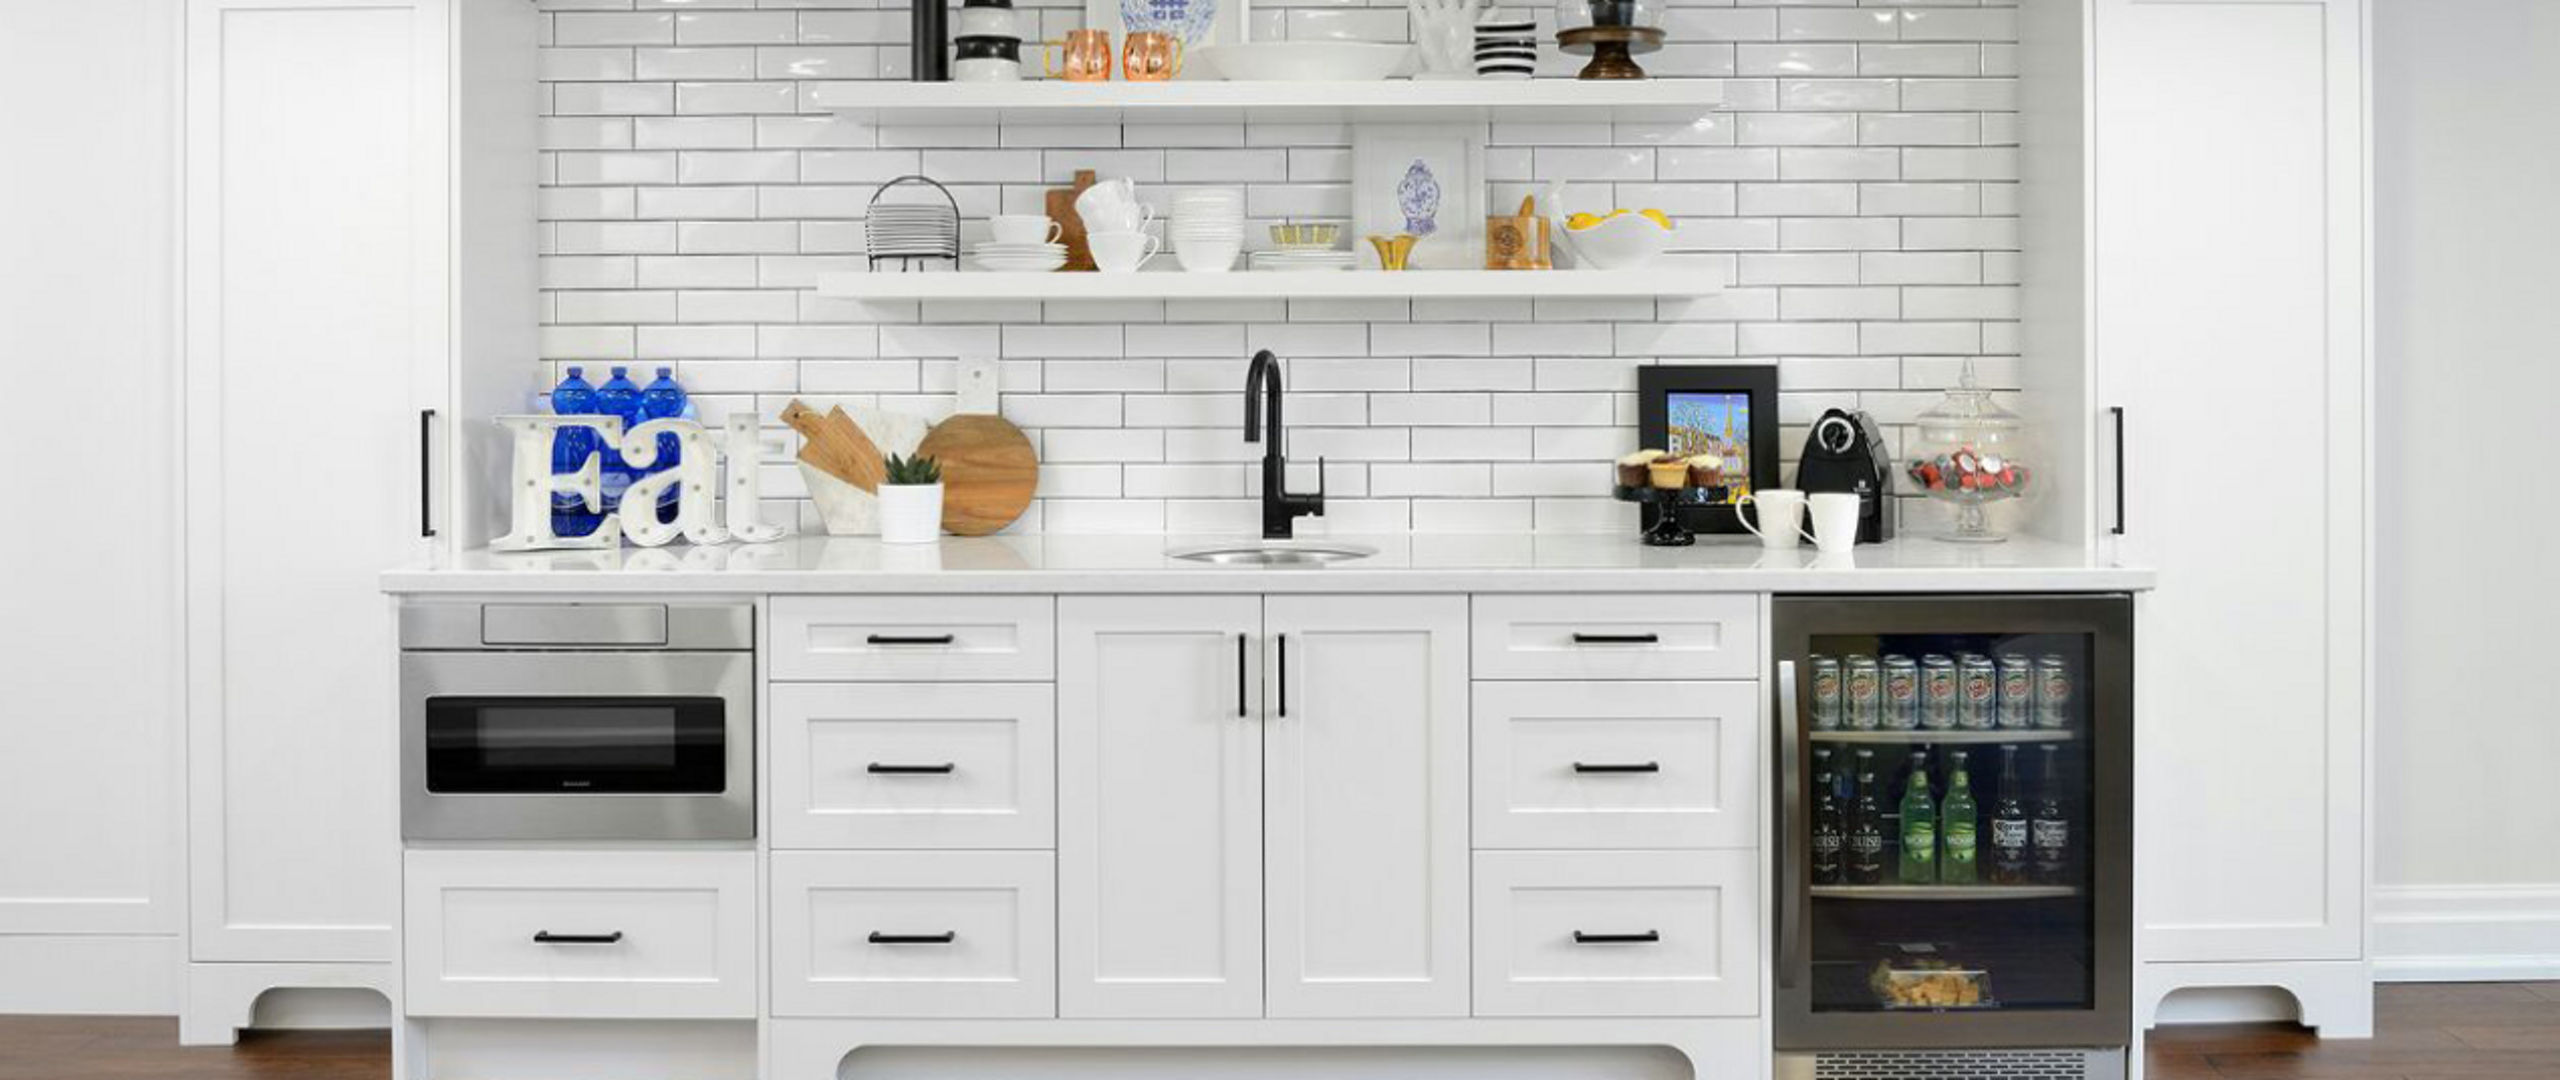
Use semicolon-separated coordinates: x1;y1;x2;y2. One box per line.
0;0;185;1011
2372;0;2560;979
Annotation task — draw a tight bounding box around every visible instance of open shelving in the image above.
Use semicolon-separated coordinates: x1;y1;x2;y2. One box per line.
816;266;1725;302
808;78;1723;124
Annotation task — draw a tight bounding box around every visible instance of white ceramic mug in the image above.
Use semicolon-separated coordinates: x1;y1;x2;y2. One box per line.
1805;492;1863;553
988;214;1061;245
952;57;1021;83
1088;229;1160;272
1736;488;1808;550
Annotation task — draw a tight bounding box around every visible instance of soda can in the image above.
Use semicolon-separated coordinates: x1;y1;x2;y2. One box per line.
1881;655;1921;731
1996;655;2035;730
1920;655;1959;730
1957;654;1998;730
2034;654;2073;730
1809;655;1842;731
1845;656;1882;731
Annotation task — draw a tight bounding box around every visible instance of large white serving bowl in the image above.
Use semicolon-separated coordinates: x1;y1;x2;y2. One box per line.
1195;42;1412;82
1559;212;1675;270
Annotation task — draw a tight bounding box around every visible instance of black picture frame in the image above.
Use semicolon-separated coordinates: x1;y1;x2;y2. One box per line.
1637;364;1780;535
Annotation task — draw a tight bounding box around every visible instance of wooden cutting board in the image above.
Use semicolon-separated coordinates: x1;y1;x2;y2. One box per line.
780;399;885;492
916;413;1037;536
1046;169;1097;272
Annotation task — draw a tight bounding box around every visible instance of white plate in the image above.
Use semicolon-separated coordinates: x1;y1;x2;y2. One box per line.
972;257;1066;272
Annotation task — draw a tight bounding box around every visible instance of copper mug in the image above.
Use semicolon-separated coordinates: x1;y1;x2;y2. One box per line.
1045;29;1113;82
1122;31;1183;81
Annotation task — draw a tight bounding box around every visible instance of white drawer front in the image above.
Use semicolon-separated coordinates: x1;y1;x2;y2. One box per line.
1471;850;1758;1018
403;850;755;1020
1473;682;1760;850
771;683;1056;850
771;596;1056;682
772;851;1056;1019
1472;595;1758;681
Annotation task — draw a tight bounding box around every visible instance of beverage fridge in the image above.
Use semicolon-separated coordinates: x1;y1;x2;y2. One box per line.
1773;595;2133;1080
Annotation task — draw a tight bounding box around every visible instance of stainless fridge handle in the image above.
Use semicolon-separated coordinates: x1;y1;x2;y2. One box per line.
1776;658;1805;990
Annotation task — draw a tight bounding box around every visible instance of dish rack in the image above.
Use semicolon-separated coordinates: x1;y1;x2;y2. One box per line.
865;175;960;272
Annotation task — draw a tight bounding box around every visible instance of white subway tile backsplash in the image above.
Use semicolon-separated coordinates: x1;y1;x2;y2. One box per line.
532;0;2020;532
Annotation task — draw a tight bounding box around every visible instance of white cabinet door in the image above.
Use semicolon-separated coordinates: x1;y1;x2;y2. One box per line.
1263;595;1470;1018
183;0;449;962
403;849;756;1020
1471;850;1759;1018
2097;0;2366;964
1058;596;1264;1018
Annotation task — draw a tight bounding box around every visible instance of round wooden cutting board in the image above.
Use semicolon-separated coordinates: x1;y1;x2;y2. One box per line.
915;413;1037;536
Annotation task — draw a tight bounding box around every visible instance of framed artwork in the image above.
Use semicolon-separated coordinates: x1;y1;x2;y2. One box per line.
1351;124;1484;271
1084;0;1248;77
1637;364;1780;535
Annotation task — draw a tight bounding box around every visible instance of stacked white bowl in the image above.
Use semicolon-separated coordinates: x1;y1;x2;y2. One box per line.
1168;187;1246;273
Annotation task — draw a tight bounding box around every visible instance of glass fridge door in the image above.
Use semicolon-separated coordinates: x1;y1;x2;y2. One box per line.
1773;595;2132;1051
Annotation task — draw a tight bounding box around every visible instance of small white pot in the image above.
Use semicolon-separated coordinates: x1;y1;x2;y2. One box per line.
877;483;944;544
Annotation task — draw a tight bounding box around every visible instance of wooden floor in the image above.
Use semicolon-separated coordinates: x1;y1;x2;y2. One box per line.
5;984;2560;1078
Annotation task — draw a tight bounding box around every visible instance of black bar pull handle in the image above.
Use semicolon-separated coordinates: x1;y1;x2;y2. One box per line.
1277;633;1287;719
533;931;623;945
1572;632;1660;645
868;931;958;945
867;633;957;646
419;408;437;539
1237;633;1248;718
867;762;956;775
2110;405;2128;536
1573;761;1661;774
1572;930;1661;945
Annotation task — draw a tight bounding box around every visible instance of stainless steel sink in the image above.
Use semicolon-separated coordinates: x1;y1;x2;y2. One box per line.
1168;542;1377;567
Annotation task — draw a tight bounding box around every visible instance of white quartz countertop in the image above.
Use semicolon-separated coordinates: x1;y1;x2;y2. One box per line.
381;533;2152;595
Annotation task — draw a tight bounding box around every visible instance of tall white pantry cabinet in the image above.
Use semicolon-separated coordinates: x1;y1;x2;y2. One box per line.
2023;0;2374;1036
177;0;535;1042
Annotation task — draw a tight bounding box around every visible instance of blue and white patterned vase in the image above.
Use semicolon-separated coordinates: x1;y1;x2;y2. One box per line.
1398;159;1443;237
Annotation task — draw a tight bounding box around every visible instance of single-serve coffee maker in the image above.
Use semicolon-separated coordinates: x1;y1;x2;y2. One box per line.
1791;408;1894;544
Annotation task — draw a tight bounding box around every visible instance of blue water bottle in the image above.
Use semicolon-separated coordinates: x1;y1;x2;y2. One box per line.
548;367;601;537
593;366;642;515
639;367;689;524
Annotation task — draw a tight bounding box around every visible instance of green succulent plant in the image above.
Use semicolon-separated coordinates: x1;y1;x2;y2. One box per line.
883;452;943;486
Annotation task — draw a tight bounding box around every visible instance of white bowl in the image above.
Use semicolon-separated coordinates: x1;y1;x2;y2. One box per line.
1195;42;1413;82
1560;212;1675;270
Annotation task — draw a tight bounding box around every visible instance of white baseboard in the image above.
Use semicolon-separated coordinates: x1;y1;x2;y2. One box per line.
0;935;180;1014
2374;884;2560;982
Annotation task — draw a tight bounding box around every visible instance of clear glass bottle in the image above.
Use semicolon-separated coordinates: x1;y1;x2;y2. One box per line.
1905;362;2036;543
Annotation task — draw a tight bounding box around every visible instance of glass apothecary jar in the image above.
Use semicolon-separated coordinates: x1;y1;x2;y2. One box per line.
1554;0;1663;79
1904;368;2036;543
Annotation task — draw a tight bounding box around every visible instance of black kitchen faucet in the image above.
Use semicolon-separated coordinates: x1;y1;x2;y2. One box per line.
1243;349;1326;540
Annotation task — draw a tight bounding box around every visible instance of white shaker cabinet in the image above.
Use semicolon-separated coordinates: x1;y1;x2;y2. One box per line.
2027;0;2370;1033
1263;596;1470;1019
1057;595;1471;1020
179;0;535;1040
1057;595;1266;1019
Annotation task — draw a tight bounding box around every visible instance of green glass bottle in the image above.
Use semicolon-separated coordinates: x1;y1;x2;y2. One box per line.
1940;750;1979;884
1897;750;1938;884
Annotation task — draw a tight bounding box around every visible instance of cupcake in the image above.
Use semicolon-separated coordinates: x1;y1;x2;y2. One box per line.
1685;454;1725;488
1616;449;1666;489
1647;458;1690;490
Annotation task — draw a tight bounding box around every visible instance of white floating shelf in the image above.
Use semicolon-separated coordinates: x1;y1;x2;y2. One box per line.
809;78;1723;124
816;266;1725;302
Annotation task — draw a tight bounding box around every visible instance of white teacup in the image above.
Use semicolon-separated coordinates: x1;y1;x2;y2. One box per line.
1805;492;1863;553
1077;177;1139;210
1078;202;1155;235
1088;230;1160;273
988;214;1061;246
1736;488;1808;550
